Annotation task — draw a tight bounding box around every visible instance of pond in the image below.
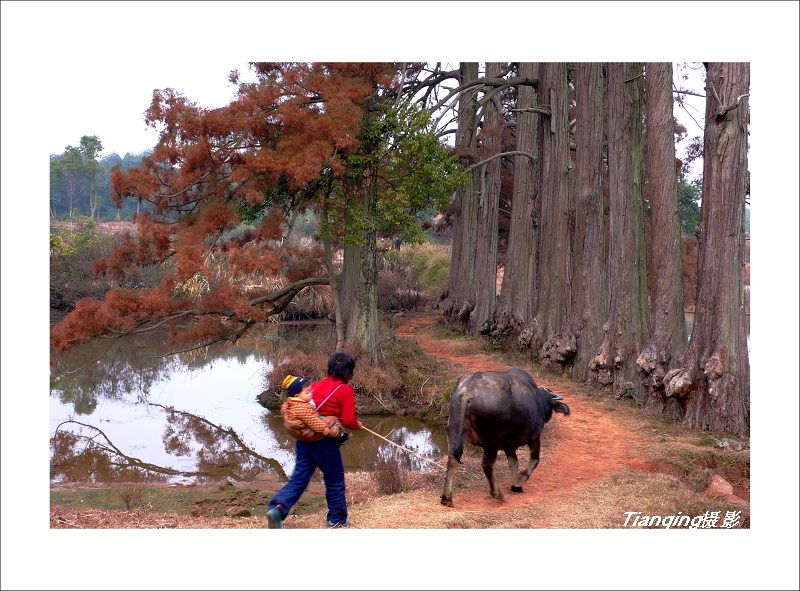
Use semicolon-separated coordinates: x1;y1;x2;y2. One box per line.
50;322;448;485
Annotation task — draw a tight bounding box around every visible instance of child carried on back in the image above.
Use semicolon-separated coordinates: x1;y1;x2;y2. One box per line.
281;375;351;446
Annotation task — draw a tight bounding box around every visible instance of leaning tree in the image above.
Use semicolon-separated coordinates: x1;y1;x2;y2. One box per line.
51;63;463;361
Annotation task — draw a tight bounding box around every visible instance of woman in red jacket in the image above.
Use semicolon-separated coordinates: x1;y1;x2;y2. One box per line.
267;352;362;528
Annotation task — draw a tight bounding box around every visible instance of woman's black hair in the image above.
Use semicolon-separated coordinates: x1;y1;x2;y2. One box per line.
327;352;356;383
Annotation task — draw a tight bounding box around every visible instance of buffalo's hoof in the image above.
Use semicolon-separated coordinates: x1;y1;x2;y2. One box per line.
492;492;505;502
510;485;524;493
441;495;454;508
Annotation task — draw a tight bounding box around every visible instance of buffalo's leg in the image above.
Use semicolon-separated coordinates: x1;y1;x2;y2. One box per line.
440;455;458;507
482;447;503;501
506;449;524;493
518;438;541;483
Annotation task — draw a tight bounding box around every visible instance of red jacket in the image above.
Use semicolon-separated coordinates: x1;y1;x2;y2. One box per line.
311;376;360;430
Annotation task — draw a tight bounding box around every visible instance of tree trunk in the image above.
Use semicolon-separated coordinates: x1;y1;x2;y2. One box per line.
571;63;608;383
340;242;360;342
322;191;346;351
591;63;649;399
340;100;382;362
534;62;574;371
666;62;750;436
638;63;687;415
340;188;380;361
470;61;503;335
353;167;380;361
89;192;99;222
444;63;480;326
496;62;539;340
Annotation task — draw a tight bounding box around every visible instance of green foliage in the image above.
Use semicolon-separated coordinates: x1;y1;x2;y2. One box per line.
50;233;67;255
50;215;99;256
377;101;468;244
51;142;152;221
679;177;701;236
337;100;469;246
49;217;127;310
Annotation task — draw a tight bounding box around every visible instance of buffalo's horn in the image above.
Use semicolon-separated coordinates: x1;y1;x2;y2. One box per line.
549;390;564;401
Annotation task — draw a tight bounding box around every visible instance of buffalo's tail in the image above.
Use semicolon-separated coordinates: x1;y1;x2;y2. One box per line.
447;387;470;464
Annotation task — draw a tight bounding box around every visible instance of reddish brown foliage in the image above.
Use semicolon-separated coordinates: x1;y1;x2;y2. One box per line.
282;245;325;283
53;63;402;353
51;281;181;352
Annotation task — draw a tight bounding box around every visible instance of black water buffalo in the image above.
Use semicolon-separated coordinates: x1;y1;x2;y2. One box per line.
440;367;570;507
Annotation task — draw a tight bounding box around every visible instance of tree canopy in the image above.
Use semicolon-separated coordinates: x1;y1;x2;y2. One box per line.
51;62;464;356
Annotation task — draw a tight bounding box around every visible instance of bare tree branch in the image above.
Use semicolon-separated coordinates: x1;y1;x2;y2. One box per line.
673;82;704;132
464;151;535;173
428;76;538;113
512;106;552;116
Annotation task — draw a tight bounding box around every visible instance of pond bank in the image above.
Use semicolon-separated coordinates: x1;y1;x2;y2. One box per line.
51;312;749;529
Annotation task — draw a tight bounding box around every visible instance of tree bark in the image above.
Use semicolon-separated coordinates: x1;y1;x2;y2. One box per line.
340;201;361;350
496;62;539;339
638;63;687;415
470;61;503;335
322;191;346;351
354;166;380;361
571;63;608;383
534;62;574;370
666;62;750;436
339;97;382;361
591;63;649;399
444;63;480;326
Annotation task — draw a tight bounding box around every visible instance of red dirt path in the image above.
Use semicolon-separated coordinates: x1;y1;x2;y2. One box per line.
397;314;646;512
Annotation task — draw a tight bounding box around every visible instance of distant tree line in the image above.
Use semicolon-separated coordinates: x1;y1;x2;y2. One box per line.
50;136;151;221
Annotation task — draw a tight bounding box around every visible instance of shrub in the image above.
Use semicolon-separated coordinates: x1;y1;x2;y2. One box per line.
118;488;145;510
372;448;407;495
50;218;121;311
377;243;451;311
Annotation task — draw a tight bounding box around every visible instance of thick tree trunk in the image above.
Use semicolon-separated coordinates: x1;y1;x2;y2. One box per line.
534;62;574;371
444;63;480;326
496;62;539;340
470;61;503;335
340;173;380;362
355;167;380;361
666;62;750;436
571;63;608;383
591;63;649;399
638;63;687;415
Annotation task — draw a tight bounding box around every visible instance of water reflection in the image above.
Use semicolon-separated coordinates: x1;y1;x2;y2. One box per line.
50;323;446;485
263;413;448;474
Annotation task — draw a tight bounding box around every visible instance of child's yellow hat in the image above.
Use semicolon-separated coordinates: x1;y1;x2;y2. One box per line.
282;374;300;390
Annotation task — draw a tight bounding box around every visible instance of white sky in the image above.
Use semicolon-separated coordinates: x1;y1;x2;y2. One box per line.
44;59;256;158
2;2;798;591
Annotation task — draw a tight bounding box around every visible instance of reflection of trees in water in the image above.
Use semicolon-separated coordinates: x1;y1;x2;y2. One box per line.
52;424;174;484
346;417;446;473
260;412;446;474
50;404;287;484
50;335;183;414
156;403;286;480
49;329;272;415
